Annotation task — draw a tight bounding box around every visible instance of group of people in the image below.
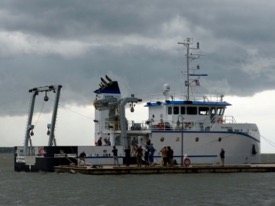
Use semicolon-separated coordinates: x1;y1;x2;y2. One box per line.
134;140;156;167
79;146;226;167
93;136;226;167
113;141;157;167
159;146;174;166
92;137;158;167
95;137;111;146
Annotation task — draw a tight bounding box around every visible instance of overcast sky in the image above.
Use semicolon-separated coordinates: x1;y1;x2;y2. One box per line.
1;0;275;152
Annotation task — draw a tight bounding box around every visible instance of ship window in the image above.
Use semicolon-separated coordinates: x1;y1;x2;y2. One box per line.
168;107;172;115
173;106;179;114
217;107;223;115
217;107;225;115
187;106;197;115
218;107;225;115
211;107;216;114
181;106;185;114
199;107;209;115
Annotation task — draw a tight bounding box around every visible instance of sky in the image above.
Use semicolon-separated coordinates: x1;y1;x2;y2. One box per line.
0;0;275;153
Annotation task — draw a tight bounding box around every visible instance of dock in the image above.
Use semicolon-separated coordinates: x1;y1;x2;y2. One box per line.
54;164;275;175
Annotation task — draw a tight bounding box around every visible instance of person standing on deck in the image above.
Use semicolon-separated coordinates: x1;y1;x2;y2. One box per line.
167;146;174;166
79;151;86;166
136;146;143;167
159;146;168;166
131;137;138;155
124;146;131;166
148;143;156;164
96;137;102;146
144;144;150;167
112;146;120;166
220;148;225;166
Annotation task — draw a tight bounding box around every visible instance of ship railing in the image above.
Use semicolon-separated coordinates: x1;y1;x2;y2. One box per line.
223;116;236;124
145;119;207;131
127;117;237;132
128;120;174;131
103;120;150;131
127;119;210;131
109;117;236;132
208;115;237;129
144;91;225;102
129;121;149;130
174;120;210;131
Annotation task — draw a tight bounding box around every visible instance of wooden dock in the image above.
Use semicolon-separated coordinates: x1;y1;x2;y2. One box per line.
54;164;275;175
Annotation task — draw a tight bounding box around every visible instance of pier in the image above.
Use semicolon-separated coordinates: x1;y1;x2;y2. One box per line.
54;164;275;175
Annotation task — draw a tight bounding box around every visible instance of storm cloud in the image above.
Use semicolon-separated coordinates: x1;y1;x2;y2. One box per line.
1;0;275;116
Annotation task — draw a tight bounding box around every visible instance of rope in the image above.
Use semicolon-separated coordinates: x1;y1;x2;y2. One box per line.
47;98;92;120
61;106;92;119
261;135;275;148
33;100;45;127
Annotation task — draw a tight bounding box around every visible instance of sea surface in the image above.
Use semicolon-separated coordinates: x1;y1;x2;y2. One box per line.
1;153;275;206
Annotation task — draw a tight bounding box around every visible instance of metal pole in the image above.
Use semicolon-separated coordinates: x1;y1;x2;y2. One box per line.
181;119;184;166
118;96;142;148
24;91;37;156
186;40;190;101
178;39;190;101
177;115;184;166
48;85;62;146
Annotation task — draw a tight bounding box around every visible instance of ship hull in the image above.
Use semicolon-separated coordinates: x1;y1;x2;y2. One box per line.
14;130;260;171
151;130;260;165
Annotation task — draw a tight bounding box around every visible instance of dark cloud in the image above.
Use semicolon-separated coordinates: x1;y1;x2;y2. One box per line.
0;0;275;116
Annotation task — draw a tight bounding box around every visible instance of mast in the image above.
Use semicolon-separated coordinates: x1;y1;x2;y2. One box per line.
178;38;200;101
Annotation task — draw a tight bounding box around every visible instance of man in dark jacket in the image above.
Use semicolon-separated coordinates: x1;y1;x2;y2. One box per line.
220;148;225;166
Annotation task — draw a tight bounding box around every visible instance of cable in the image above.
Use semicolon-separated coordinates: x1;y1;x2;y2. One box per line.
47;97;93;120
261;135;275;148
59;104;92;120
33;100;45;127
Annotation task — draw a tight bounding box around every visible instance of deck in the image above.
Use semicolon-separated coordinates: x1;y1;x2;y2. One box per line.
54;164;275;175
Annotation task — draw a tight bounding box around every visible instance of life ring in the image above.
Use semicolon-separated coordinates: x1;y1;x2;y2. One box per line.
38;147;45;156
184;157;191;167
157;122;165;130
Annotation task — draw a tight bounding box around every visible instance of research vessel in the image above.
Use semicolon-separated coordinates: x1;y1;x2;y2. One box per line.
14;38;261;171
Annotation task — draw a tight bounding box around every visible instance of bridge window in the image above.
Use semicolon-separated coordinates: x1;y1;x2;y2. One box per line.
199;107;209;115
173;106;179;114
187;106;197;115
217;107;225;115
211;107;216;115
168;106;172;115
180;106;185;114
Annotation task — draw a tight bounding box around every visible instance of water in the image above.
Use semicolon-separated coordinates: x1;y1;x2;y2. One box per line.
1;153;275;206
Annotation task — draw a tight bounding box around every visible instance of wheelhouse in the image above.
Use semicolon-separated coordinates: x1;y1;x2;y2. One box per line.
146;100;231;130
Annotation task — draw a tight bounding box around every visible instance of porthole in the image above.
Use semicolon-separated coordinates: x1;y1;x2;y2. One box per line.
195;137;199;142
218;137;222;142
176;137;180;142
160;137;165;142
